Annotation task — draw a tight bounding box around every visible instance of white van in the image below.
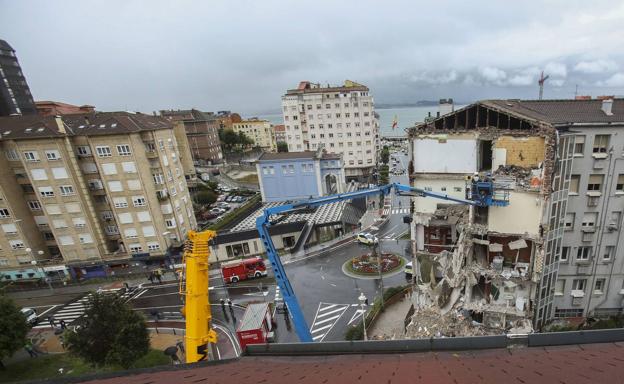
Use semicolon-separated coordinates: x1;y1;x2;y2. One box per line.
404;261;413;277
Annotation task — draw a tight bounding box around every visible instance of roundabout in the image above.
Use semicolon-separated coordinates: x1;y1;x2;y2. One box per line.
342;251;406;280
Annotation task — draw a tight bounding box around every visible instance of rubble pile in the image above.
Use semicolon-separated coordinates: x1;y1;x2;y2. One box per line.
405;307;496;338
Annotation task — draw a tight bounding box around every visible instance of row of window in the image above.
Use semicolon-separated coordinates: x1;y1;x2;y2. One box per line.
128;242;162;254
287;121;373;131
6;149;61;162
283;101;370;112
285;111;371;121
568;174;624;194
308;131;372;138
554;277;608;296
573;134;610;156
564;210;621;231
559;244;616;262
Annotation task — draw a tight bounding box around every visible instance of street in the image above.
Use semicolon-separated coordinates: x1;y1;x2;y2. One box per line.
17;150;413;346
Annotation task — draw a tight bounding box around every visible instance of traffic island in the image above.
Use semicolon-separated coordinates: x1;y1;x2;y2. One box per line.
342;253;406;280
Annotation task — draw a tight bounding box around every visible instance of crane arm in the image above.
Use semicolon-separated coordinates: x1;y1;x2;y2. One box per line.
393;183;478;206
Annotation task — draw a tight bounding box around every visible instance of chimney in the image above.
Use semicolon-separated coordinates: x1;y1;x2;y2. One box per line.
601;98;614;116
55;115;65;133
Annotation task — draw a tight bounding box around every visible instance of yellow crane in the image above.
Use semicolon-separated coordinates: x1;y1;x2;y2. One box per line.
180;230;217;363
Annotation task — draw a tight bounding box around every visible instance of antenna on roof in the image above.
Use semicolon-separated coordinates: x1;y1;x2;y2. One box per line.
538;71;549;100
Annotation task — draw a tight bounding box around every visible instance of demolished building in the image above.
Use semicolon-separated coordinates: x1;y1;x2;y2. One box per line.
405;99;591;335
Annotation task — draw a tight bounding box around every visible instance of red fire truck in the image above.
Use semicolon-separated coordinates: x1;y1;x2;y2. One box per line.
221;257;267;283
236;302;274;350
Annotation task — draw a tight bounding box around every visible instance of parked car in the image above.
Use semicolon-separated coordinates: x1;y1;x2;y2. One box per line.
404;261;413;278
225;195;235;202
21;307;38;326
356;232;378;245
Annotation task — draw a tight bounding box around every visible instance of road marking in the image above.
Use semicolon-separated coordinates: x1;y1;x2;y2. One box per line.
242;291;269;297
330;283;337;287
36;305;57;318
309;302;349;342
348;309;366;325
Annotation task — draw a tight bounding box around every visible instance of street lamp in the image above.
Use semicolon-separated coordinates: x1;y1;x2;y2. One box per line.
358;292;368;341
30;254;53;292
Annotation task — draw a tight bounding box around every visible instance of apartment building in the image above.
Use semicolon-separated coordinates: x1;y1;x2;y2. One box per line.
281;80;379;180
273;124;286;144
232;118;276;151
0;39;36;116
0;112;197;280
407;97;624;332
160;109;223;165
35;100;95;116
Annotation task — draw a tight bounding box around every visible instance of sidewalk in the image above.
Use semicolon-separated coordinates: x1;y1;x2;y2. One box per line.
368;292;414;340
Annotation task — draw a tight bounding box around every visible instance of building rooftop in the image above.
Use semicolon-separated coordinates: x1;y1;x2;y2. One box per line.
76;342;624;384
237;302;270;332
0;112;173;140
258;150;342;162
0;39;13;51
481;98;624;125
273;124;285;132
160;109;217;122
285;80;369;95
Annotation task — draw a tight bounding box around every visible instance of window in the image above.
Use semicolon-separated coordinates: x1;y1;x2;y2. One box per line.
572;279;587;291
2;224;17;234
142;225;155;237
28;200;41;211
118;212;132;224
66;203;81;213
30;169;48;180
560;246;570;261
145;142;156;152
102;163;117;175
95;146;112;157
153;173;164;184
101;211;114;220
72;218;86;228
5;149;19;161
603;246;614;261
576;246;592;261
82;162;98;174
38;186;54;198
588;174;604;192
592;134;610;153
79;234;93;244
122;162;136;173
569;175;580;194
137;211;151;222
59;185;75;196
9;240;25;250
147;242;161;251
617;175;624;192
88;179;103;190
76;146;91;156
555;280;565;296
23;151;39;162
158;140;164;150
46;204;61;214
129;244;143;253
52;219;67;228
105;225;119;235
124;228;138;238
0;208;10;218
108;181;123;192
132;196;146;207
45;150;61;161
581;212;598;227
43;232;55;241
165;218;176;228
594;279;606;294
117;144;132;156
52;167;68;179
610;211;621;229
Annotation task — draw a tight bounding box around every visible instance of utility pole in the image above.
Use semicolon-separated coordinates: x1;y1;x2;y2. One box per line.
538;71;549;100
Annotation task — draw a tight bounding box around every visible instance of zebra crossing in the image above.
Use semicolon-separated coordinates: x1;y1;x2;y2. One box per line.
309;302;350;342
383;208;410;215
33;287;144;329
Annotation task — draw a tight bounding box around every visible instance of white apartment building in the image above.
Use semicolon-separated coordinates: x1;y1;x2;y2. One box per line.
281;80;379;180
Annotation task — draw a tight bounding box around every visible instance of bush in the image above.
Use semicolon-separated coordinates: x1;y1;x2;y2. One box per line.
344;285;407;341
0;295;29;368
194;190;217;205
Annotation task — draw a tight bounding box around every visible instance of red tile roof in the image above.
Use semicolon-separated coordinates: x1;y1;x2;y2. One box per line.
76;342;623;384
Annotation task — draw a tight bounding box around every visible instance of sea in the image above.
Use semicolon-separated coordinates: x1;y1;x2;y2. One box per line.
256;105;465;138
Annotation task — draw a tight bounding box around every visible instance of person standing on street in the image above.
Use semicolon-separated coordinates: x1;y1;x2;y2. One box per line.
24;340;38;358
48;316;55;328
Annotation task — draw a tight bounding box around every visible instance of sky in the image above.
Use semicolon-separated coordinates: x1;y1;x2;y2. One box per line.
1;0;624;115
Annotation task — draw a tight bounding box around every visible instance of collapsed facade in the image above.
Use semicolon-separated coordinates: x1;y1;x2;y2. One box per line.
406;99;592;335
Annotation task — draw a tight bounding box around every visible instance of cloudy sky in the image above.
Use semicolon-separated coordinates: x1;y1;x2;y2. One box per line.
1;0;623;115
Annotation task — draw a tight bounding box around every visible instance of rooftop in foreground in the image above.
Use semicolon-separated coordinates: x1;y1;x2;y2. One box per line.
76;342;623;384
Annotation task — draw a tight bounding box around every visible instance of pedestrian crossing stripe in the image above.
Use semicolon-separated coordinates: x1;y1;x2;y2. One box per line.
309;302;349;342
32;287;143;329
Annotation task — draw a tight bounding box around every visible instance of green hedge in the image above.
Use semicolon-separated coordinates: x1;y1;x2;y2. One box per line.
208;194;261;231
345;285;407;341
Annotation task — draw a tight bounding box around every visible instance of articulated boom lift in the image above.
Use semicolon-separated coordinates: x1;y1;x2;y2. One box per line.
256;182;508;342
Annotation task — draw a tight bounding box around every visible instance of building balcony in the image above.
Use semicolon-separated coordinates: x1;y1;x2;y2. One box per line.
146;151;159;159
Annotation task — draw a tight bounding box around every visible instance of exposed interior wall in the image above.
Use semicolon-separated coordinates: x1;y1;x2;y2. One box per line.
413;178;466;214
488;191;543;236
493;136;545;168
413;136;477;173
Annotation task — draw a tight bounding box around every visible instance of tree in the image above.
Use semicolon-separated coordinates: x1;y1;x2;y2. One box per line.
0;295;29;369
194;190;217;205
65;293;149;369
379;164;390;185
277;142;288;153
219;129;254;152
380;146;390;165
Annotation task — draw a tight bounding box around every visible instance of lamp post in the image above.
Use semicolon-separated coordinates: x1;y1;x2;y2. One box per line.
30;252;53;292
162;231;176;280
358;292;368;341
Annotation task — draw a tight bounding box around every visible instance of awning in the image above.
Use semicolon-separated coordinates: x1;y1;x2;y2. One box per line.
488;243;503;252
508;239;528;250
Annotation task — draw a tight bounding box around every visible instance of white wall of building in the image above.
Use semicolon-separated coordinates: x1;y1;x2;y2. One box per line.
489;191;543;236
412;178;467;214
413;137;477;173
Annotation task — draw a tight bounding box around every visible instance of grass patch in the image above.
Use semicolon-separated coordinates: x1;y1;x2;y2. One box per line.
399;231;410;240
235;174;259;185
1;350;170;383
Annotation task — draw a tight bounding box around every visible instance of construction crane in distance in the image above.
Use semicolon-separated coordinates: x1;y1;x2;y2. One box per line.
538;71;549;100
256;181;509;342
